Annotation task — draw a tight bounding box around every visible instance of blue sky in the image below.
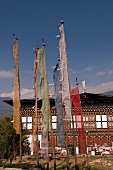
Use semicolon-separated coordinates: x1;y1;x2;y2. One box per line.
0;0;113;98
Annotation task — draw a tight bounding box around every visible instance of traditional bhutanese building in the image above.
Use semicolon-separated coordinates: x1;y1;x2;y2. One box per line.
4;93;113;154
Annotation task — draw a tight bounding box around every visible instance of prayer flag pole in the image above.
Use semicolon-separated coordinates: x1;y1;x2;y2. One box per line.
58;19;71;170
13;34;22;164
33;46;39;166
38;39;50;169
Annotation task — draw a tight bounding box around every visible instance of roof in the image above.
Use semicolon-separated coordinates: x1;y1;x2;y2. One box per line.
4;97;55;108
80;92;113;101
4;93;113;108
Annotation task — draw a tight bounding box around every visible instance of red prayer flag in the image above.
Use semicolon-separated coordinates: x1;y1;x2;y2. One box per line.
71;87;85;140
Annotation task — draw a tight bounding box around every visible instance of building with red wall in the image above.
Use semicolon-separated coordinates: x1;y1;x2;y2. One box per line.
4;93;113;155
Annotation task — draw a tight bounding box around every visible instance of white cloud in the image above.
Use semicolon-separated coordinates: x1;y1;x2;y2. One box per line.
69;65;97;75
1;92;13;98
1;87;55;99
1;88;34;99
50;81;113;96
79;81;113;94
96;71;106;76
96;70;113;76
84;66;96;71
20;88;34;99
0;70;14;78
1;81;113;99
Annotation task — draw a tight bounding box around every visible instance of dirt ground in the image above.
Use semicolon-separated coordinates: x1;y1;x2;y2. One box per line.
1;154;113;169
48;155;113;170
15;154;113;169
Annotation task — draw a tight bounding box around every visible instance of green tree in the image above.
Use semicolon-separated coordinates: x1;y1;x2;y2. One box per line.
0;115;19;162
0;115;30;163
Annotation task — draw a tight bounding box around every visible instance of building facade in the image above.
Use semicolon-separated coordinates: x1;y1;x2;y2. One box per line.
4;93;113;154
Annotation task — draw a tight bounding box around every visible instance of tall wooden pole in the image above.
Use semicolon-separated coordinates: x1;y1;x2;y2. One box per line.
13;34;22;164
19;124;22;164
33;48;39;165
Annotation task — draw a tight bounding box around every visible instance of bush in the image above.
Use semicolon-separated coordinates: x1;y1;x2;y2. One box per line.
3;162;46;170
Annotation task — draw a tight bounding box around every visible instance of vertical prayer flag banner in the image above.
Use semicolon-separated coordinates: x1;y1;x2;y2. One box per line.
41;131;49;160
59;22;71;120
38;47;50;159
13;40;21;134
34;50;38;100
32;50;38;155
82;79;86;93
38;47;50;131
71;87;85;140
53;63;66;149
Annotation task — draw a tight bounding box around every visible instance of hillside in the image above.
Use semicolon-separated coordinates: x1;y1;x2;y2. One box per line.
0;97;13;119
102;91;113;96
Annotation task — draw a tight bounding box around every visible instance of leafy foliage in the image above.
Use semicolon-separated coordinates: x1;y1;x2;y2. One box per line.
0;115;19;161
0;115;30;162
3;162;46;169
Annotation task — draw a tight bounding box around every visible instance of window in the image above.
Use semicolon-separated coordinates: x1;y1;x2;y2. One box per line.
85;116;88;121
96;115;107;129
76;115;82;128
91;123;95;127
22;116;32;130
96;122;101;128
71;115;76;128
83;116;94;122
84;123;89;127
22;123;27;129
108;116;113;121
71;115;82;128
22;117;26;122
109;122;113;126
102;115;107;121
96;115;101;121
83;117;85;122
91;116;94;121
52;116;57;129
102;122;107;128
96;115;101;128
108;116;113;127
